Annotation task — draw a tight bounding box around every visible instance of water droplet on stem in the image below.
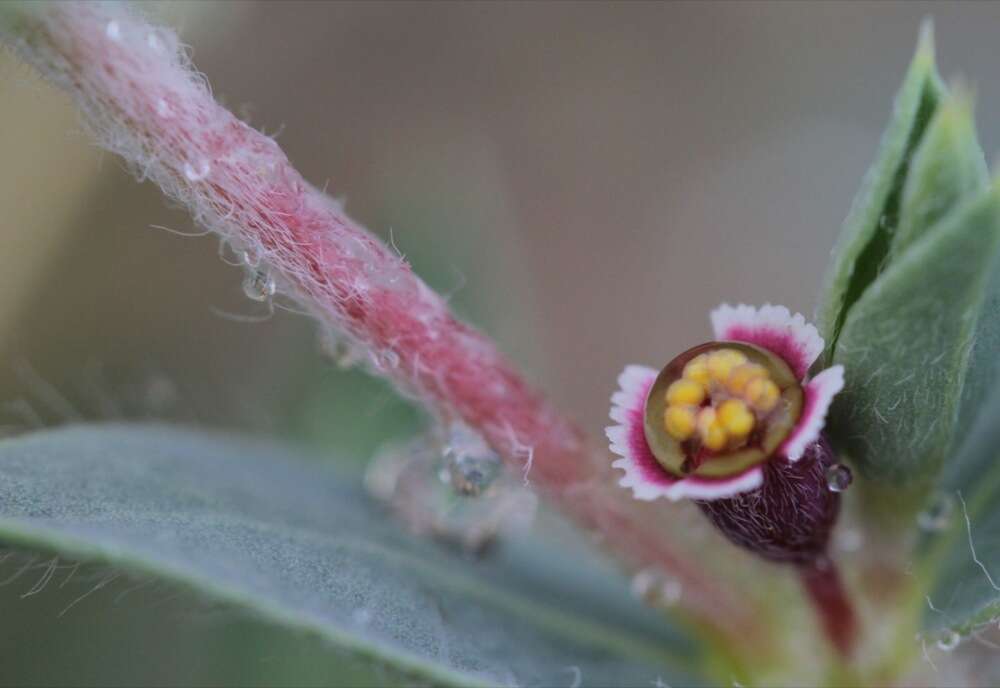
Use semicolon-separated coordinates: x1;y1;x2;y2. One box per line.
184;159;211;182
825;463;853;492
146;31;163;52
242;269;275;302
370;349;399;371
318;331;364;370
241;249;261;268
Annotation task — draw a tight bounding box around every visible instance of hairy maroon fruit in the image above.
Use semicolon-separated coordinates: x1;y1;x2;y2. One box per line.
697;434;839;565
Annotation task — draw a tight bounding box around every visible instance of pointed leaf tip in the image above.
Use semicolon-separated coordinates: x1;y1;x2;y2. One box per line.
891;87;989;260
917;18;935;63
817;28;946;359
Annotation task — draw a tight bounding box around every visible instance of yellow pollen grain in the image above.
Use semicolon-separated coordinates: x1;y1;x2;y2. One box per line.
718;398;755;437
707;349;748;384
682;355;710;387
696;407;728;451
664;405;697;441
726;363;768;396
665;379;706;406
745;377;781;413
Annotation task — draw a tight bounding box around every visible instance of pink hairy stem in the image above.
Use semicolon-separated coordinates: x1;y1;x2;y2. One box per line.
2;1;763;643
799;561;858;658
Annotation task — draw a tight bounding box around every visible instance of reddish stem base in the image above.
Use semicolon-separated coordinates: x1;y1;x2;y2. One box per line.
799;559;858;657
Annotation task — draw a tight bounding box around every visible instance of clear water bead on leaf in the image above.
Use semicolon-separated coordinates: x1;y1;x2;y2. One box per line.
445;453;501;497
242;268;276;302
630;567;682;608
365;435;536;552
936;629;961;652
825;463;853;492
918;491;955;532
442;423;501;497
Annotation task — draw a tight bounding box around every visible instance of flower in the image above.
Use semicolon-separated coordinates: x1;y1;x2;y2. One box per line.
606;304;845;502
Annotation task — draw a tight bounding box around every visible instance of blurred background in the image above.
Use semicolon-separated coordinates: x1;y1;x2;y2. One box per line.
3;1;1000;684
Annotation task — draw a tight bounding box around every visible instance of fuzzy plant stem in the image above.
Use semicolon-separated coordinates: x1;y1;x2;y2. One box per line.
799;561;858;658
0;1;767;641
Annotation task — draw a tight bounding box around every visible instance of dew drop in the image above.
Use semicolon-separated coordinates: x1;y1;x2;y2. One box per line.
242;268;275;302
366;435;536;552
368;348;400;372
105;20;121;41
442;423;501;497
918;492;955;532
630;567;683;607
183;159;211;182
445;453;501;497
936;629;960;652
318;331;364;370
241;249;261;268
155;98;172;119
825;463;853;492
146;31;163;52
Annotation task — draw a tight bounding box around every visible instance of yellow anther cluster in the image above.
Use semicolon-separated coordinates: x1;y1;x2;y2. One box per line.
662;347;783;452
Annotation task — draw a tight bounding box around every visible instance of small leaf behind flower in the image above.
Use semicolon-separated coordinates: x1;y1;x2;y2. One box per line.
817;22;944;360
830;182;1000;485
892;88;990;260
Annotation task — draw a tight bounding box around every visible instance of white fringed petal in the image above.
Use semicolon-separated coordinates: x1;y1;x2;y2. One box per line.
780;365;845;462
710;303;825;379
661;467;764;501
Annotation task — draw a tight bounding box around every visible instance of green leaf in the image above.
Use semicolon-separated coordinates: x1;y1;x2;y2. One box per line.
829;183;1000;486
918;384;1000;637
0;423;708;687
891;88;989;260
817;22;945;359
912;190;1000;638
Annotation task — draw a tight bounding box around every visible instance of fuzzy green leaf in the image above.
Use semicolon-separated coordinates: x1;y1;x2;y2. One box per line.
829;183;1000;486
817;22;945;359
891;89;989;262
918;384;1000;637
0;423;707;687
